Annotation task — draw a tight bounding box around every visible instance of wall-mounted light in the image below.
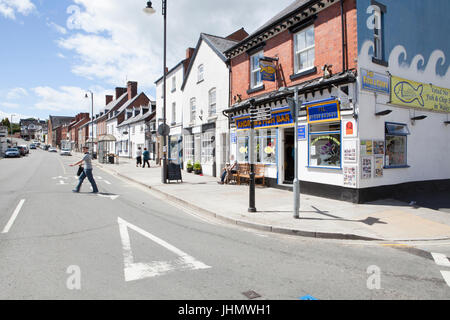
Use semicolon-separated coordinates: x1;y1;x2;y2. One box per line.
411;115;427;121
375;110;392;116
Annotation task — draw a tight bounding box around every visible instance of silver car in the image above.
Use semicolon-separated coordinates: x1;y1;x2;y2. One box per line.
5;148;20;158
60;149;72;156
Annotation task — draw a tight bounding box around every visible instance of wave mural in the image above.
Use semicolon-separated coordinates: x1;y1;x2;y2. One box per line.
359;40;450;88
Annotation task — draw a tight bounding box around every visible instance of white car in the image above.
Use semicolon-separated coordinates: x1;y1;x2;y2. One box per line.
48;147;57;152
60;149;72;156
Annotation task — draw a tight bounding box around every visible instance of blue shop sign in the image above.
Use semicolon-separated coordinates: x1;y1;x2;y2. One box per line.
306;98;341;124
297;125;306;140
361;68;390;94
235;107;293;130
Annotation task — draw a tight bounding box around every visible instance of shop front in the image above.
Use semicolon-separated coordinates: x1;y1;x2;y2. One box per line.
168;126;183;167
183;123;217;177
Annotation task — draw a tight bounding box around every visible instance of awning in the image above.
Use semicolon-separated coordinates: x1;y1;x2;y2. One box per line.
85;138;98;143
98;134;116;142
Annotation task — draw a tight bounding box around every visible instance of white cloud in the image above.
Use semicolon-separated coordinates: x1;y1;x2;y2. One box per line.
0;109;33;121
0;102;20;108
0;0;36;20
57;0;294;90
7;87;28;100
47;21;67;35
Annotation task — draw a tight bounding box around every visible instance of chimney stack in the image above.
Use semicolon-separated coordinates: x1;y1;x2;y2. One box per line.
115;87;127;100
127;81;138;100
106;95;113;105
186;47;195;60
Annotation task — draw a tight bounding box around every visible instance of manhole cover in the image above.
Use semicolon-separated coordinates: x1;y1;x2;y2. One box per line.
242;290;261;299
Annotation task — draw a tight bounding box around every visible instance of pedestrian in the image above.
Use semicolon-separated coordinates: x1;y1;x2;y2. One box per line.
69;146;99;193
143;147;150;168
136;147;142;167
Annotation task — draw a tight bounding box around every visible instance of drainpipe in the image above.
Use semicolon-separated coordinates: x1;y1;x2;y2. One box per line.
340;0;347;72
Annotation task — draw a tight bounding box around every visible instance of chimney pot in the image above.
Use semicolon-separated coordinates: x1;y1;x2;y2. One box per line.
127;81;138;100
106;95;114;105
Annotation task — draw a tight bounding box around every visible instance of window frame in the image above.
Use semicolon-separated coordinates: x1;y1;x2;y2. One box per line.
250;50;264;89
293;24;315;74
171;102;176;125
384;122;410;169
198;64;204;83
307;122;342;170
208;88;216;117
171;76;176;92
190;98;196;123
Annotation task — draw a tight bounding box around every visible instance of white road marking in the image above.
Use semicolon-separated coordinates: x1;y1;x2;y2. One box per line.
431;252;450;267
441;271;450;287
59;180;66;185
2;199;26;234
103;180;111;185
117;217;211;282
97;194;119;200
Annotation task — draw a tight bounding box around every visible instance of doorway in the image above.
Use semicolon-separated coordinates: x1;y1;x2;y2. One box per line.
284;127;295;183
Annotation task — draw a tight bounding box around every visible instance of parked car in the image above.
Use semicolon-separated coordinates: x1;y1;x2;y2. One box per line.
19;145;29;154
16;145;26;156
29;144;36;149
60;149;72;156
5;148;20;158
48;147;57;152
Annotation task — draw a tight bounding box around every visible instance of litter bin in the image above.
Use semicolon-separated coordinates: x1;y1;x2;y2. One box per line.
108;155;115;164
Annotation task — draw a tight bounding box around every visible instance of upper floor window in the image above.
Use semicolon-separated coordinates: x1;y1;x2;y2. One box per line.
369;1;387;65
190;98;196;122
171;76;176;92
294;25;315;73
198;64;204;82
208;88;216;116
250;51;264;89
172;102;176;124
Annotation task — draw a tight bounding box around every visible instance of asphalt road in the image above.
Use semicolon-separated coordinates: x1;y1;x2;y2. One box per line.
1;146;449;299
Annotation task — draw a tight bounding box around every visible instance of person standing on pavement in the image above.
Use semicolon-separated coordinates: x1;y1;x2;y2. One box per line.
142;148;150;168
136;147;142;167
69;146;99;193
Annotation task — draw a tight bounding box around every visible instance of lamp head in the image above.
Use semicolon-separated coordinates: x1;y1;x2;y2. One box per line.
143;1;156;14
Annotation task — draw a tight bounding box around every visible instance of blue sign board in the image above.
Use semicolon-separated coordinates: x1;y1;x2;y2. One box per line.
235;107;293;130
230;132;237;144
260;60;276;82
306;99;341;124
297;125;306;140
361;68;390;94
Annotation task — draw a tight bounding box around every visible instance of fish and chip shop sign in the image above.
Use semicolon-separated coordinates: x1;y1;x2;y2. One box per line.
361;69;390;94
235;107;293;130
306;99;341;124
391;76;450;113
260;59;276;82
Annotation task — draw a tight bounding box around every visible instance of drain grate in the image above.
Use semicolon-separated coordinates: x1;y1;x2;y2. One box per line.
242;290;261;299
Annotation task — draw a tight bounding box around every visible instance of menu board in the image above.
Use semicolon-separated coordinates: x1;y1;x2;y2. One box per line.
343;166;357;187
361;156;372;179
343;140;357;163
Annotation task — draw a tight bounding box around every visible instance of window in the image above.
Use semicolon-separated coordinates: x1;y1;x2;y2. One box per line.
250;51;264;89
309;122;341;168
198;64;204;82
373;7;382;60
201;131;215;164
171;76;176;92
385;122;409;167
237;131;249;163
184;135;194;162
294;25;315;73
172;102;176;124
255;129;277;164
208;88;216;116
131;126;135;135
190;98;196;122
169;135;183;164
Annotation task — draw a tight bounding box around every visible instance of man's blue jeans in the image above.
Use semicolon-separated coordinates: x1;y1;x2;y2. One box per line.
75;169;99;193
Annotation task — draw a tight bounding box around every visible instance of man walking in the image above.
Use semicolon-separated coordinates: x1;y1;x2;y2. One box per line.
136;147;142;167
142;147;150;168
70;146;99;193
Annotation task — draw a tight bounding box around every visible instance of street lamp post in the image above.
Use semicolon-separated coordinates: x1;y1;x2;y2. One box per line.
143;0;168;184
10;114;15;146
85;91;94;154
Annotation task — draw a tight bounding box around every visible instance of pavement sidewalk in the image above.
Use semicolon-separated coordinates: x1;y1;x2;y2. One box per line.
76;152;450;241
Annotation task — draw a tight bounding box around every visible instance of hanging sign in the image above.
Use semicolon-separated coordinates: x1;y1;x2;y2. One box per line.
391;76;450;112
361;69;390;94
260;60;276;82
235;107;293;130
306;98;341;124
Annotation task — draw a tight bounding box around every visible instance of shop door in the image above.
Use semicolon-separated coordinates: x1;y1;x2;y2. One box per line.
284;128;295;183
194;134;201;163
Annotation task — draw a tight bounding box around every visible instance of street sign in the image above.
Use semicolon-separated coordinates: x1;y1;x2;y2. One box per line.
158;123;170;136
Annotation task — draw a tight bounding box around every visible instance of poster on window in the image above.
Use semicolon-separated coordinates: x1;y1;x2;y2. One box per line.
361;156;372;179
343;119;357;137
373;140;385;155
360;140;373;156
343;140;357;163
375;156;384;178
343;166;357;187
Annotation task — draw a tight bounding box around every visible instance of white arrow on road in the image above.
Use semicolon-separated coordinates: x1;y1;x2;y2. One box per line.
117;217;211;282
97;194;119;200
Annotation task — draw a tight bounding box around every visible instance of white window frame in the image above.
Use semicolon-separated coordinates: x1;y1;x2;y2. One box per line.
208;88;216;116
373;6;383;60
198;64;204;82
190;98;196;122
171;76;176;92
171;102;176;124
250;51;264;89
294;25;315;74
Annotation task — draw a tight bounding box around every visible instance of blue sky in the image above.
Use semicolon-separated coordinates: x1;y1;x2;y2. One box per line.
0;0;295;122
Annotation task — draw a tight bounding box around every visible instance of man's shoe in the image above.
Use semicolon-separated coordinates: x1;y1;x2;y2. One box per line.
72;190;79;193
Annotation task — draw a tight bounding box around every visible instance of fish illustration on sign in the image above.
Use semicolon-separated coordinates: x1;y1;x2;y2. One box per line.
393;81;425;106
260;64;276;74
239;146;248;154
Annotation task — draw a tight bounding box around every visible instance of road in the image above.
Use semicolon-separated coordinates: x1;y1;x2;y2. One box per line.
0;146;449;299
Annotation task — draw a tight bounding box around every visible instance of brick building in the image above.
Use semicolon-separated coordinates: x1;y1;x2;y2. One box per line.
48;116;74;148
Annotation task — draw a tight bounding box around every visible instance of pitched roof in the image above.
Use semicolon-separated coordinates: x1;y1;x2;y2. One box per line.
154;59;186;85
117;110;155;127
181;33;239;90
49;115;74;129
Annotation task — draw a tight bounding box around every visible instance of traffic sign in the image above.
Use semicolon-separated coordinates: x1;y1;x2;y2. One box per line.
158;124;170;136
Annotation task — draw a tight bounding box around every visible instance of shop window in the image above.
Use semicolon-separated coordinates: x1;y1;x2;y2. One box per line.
385;122;409;167
201;131;215;164
255;129;277;165
237;131;249;163
294;25;315;73
250;50;264;89
184;135;194;162
308;122;341;168
169;135;182;164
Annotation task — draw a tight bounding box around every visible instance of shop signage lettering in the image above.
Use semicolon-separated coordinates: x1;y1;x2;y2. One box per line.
391;76;450;113
235;108;292;130
298;125;306;140
311;135;341;146
306;99;341;124
361;68;390;94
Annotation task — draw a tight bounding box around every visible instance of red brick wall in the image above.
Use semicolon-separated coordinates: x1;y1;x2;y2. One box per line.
230;0;357;103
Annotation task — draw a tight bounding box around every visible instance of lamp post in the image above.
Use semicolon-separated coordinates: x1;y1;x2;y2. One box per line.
143;0;168;184
10;114;15;146
85;91;94;154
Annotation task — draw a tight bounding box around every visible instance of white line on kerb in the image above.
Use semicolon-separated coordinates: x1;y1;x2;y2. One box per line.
2;199;26;234
441;271;450;287
431;252;450;267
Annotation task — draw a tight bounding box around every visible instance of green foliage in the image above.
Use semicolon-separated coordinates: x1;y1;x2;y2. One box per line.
186;160;193;168
193;161;202;170
1;118;19;134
